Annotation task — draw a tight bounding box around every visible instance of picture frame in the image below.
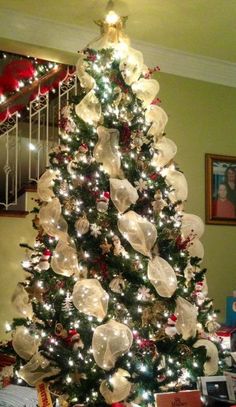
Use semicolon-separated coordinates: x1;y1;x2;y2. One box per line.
200;375;236;401
205;154;236;225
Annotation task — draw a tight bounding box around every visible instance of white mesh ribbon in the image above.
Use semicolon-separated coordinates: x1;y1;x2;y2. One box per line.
175;297;198;340
92;320;133;370
11;283;33;319
119;47;143;85
12;326;40;360
76;52;95;90
51;240;79;277
18;352;60;386
151;136;177;169
118;210;157;257
94;126;122;177
110;178;138;213
39;198;68;241
147;256;177;298
132;79;159;107
72;279;109;320
181;213;204;239
100;368;131;404
145;105;168;139
165;169;188;203
193;339;219;375
37;169;56;202
75;89;101;125
187;238;204;261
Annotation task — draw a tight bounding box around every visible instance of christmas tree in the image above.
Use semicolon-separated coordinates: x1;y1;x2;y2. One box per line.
6;9;225;407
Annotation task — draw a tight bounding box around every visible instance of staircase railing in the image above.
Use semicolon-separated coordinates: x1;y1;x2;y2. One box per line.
0;67;77;211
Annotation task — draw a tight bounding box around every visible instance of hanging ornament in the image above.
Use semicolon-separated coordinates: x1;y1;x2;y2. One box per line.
72;279;109;320
131;78;159;107
37;252;50;271
90;223;102;238
75;89;101;125
92;320;133;370
76;52;95;90
165;169;188;203
12;325;40;360
55;322;68;339
109;274;126;293
181;212;204;240
97;195;109;213
152;189;166;214
39;198;68;242
137;286;151;301
51;240;79;277
147;256;177;298
164;315;177;337
110;178;138;213
112;235;126;256
119;47;143;85
100;239;112;254
94;126;122;177
18;352;60;386
151;136;177;169
175;297;198;340
37;169;57;202
100;368;131;404
145;105;168;139
11;283;33;319
61;291;73;314
193;339;219;375
75;214;90;236
118;210;157;257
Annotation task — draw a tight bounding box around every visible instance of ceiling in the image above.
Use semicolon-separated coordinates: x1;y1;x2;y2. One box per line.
0;1;236;86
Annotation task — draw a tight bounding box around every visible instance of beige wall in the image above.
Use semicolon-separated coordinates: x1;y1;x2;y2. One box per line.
0;193;36;339
158;72;236;321
0;74;236;341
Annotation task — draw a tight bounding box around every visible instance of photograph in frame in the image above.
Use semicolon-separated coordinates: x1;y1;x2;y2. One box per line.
205;154;236;225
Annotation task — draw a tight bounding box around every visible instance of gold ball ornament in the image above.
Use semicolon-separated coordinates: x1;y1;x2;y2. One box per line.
75;214;90;235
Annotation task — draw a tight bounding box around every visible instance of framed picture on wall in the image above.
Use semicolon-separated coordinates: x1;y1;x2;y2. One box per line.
205;154;236;225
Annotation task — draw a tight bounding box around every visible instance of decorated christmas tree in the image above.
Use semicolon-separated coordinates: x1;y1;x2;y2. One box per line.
6;9;225;407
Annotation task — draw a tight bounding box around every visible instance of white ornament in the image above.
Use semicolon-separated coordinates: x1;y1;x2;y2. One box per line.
145;105;168;139
134;178;148;192
110;178;138;213
181;213;204;240
90;223;102;238
118;210;157;257
132;79;159;107
193;339;219;375
175;297;198;340
94;126;122;177
75;89;101;125
92;320;133;370
147;256;177;298
51;240;79;277
97;198;109;213
151;136;177;169
72;279;109;320
119;47;143;85
100;368;131;404
37;169;56;202
165;169;188;203
12;326;40;360
11;283;33;319
76;52;95;90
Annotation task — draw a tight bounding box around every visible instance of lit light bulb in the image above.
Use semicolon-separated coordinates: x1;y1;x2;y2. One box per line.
105;10;119;24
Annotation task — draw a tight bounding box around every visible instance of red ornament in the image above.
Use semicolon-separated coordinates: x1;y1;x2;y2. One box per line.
111;404;126;407
43;248;51;257
149;172;159;181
